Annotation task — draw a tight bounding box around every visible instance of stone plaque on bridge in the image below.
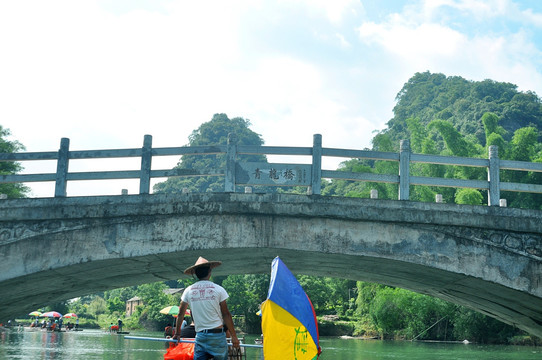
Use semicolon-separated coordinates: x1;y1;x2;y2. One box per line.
236;162;311;186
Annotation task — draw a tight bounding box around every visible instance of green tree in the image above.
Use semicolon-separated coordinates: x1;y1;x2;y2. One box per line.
222;274;269;333
388;71;542;147
369;287;456;340
427;120;478;158
508;126;538;162
400;293;455;341
68;300;91;319
406;117;429;153
406;117;449;202
454;188;483;205
324;278;358;317
453;307;519;344
297;275;330;314
153;113;269;193
486;132;507;157
0;126;29;198
88;297;108;316
107;297;126;314
136;282;172;324
383;73;542;208
321;128;407;201
370;288;405;338
104;286;138;304
498;126;541;208
481;112;507;145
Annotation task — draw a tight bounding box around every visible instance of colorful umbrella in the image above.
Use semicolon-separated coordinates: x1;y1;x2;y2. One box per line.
261;256;321;360
63;313;78;318
159;305;191;317
28;311;42;317
41;311;63;318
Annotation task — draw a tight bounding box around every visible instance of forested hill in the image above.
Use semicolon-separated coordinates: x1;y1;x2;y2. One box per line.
326;71;542;209
382;71;542;147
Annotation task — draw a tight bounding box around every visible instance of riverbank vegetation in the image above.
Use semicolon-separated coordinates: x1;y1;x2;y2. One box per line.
23;275;539;345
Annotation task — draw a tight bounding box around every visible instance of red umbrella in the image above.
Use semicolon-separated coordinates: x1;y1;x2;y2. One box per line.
41;311;62;318
63;313;78;318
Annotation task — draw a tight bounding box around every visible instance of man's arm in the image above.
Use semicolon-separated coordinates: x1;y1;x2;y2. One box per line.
173;301;189;339
220;300;240;348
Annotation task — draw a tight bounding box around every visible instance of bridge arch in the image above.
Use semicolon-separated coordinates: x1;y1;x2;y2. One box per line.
1;193;541;336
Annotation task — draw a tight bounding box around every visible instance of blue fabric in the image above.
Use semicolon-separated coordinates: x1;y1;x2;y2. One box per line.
194;332;228;360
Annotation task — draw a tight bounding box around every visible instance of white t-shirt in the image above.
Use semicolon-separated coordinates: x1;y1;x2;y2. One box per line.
181;280;229;332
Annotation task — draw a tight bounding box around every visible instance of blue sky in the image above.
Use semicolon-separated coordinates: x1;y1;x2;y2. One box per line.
1;0;542;196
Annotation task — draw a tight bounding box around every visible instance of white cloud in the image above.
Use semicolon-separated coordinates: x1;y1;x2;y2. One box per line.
219;55;378;152
2;0;542;197
0;1;376;196
293;0;359;24
0;1;244;147
521;7;542;27
335;33;351;48
358;21;465;61
356;1;542;95
421;0;542;27
421;0;509;20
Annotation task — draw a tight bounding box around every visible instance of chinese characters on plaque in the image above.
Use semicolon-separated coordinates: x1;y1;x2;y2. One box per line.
237;163;311;186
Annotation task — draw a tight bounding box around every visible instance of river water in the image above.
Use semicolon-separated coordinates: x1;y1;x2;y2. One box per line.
1;328;540;359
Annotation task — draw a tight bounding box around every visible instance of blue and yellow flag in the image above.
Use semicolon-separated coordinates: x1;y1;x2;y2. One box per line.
261;257;321;360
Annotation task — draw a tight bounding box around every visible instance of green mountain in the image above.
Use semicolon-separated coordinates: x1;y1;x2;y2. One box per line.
324;71;542;209
382;71;542;149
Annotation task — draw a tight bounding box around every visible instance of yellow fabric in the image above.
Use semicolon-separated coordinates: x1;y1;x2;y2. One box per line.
261;300;318;360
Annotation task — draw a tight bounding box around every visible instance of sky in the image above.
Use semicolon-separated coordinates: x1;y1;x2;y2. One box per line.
2;0;542;197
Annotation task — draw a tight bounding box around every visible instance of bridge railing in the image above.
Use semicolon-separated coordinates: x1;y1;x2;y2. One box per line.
1;134;542;205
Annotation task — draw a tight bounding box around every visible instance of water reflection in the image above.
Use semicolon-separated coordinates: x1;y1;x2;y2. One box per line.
0;328;165;360
318;338;541;360
0;328;539;360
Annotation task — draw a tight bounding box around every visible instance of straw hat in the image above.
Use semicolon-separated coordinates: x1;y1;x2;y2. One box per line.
184;256;222;275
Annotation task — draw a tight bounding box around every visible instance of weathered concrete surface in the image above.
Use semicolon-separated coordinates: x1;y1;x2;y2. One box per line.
0;193;541;336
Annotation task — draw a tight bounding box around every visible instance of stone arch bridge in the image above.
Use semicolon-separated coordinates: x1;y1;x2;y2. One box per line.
0;193;541;337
